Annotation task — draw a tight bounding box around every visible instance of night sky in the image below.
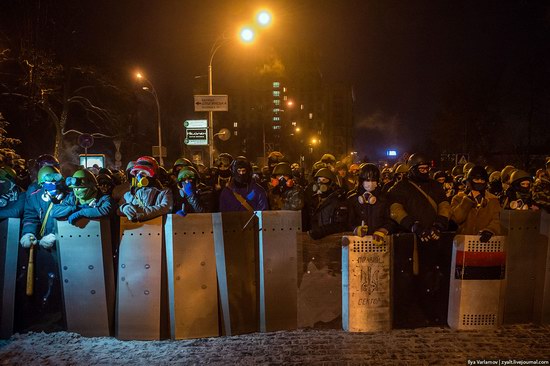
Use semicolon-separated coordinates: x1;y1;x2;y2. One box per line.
1;0;549;165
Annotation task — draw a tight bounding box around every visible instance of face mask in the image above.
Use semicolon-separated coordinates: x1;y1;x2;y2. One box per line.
74;187;96;204
313;183;330;195
358;192;377;205
470;182;487;192
136;173;150;188
362;181;377;192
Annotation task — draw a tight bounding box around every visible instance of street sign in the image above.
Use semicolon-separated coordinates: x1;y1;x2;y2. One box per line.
78;134;94;149
457;155;469;165
185;128;208;146
194;95;228;112
184;119;208;128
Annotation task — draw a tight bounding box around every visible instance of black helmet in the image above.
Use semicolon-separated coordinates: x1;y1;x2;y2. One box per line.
271;162;292;177
358;163;380;183
217;153;234;168
407;153;429;168
98;167;113;177
36;154;60;169
466;166;489;181
433;171;447;181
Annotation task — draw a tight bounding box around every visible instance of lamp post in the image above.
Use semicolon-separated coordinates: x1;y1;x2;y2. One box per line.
207;10;272;167
136;73;163;166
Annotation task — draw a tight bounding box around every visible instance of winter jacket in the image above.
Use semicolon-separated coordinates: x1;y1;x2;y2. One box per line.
308;188;350;239
268;185;304;211
21;187;58;237
51;192;115;220
119;186;173;221
219;181;269;212
347;187;395;235
387;177;451;231
0;189;25;219
451;191;501;235
172;183;214;214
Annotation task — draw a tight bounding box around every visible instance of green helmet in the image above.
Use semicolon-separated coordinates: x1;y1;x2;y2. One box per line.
67;169;98;188
394;164;409;174
501;165;516;184
177;166;200;184
38;166;63;184
462;162;475;175
272;162;292;177
314;167;336;181
510;170;532;185
321;153;336;165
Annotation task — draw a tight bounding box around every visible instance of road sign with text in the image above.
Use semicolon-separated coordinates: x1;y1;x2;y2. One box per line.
194;95;228;112
185;128;208;146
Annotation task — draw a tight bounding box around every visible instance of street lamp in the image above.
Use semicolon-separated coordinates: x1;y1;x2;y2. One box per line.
207;11;272;167
136;72;164;166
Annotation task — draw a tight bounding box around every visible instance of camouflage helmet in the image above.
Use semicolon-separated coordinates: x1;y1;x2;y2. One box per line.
500;165;516;184
321;153;336;165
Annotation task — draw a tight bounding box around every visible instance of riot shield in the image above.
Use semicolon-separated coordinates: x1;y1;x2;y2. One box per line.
0;218;21;339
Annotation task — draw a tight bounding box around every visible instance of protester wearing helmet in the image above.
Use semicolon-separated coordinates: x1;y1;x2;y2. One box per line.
347;163;394;245
118;156;173;222
268;162;304;211
97;173;116;196
212;153;233;191
0;166;25;219
219;156;268;212
503;170;538;210
267;151;285;174
381;163;408;193
307;167;349;239
451;166;501;242
51;169;115;225
173;165;213;216
388;153;451;243
487;170;503;198
532;159;550;213
335;161;353;192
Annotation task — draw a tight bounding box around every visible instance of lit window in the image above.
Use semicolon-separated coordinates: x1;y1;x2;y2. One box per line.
273;108;280;113
291;121;297;126
273;82;280;88
273;117;280;121
233;122;238;128
283;95;288;101
234;130;238;136
273;91;280;97
274;100;280;105
272;125;281;130
301;104;304;110
309;113;313;119
283;87;287;92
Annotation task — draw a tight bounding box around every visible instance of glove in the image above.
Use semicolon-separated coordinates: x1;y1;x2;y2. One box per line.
479;230;493;243
353;225;369;237
176;209;187;217
121;204;138;220
39;233;56;249
20;233;38;248
429;225;441;241
181;182;194;197
372;230;387;245
411;222;431;243
68;211;83;225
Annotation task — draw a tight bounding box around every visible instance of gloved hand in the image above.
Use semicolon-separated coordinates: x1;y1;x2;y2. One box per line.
180;182;194;197
372;230;387;245
353;225;369;237
20;233;38;248
176;209;187;217
411;222;431;243
39;233;56;249
121;204;138;221
429;225;442;241
68;211;83;225
479;230;493;243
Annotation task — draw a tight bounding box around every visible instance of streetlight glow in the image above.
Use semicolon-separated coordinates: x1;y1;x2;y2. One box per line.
311;138;318;145
295;127;301;132
239;27;255;43
257;10;272;27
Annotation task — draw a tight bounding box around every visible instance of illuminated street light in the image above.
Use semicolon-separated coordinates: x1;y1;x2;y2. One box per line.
135;72;163;166
207;11;274;166
295;127;301;132
239;27;255;43
311;138;318;145
287;100;294;107
257;10;272;27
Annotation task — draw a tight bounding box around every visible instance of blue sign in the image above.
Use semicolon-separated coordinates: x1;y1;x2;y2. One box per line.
386;150;397;157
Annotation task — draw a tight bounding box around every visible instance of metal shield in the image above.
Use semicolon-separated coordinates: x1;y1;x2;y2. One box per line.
0;218;20;339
